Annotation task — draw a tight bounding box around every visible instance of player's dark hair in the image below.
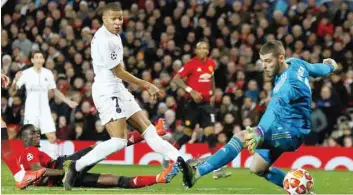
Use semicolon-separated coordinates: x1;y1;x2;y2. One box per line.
101;3;122;15
260;40;285;57
31;51;43;59
18;124;36;138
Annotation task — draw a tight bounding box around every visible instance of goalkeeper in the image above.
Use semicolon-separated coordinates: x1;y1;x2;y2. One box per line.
177;40;338;188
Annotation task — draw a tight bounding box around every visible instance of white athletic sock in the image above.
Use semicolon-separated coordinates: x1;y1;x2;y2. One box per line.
14;169;25;182
142;125;181;162
47;142;59;160
75;137;127;171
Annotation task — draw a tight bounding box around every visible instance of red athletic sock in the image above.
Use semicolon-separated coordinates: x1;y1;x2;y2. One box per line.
1;140;21;175
128;176;157;188
127;130;144;146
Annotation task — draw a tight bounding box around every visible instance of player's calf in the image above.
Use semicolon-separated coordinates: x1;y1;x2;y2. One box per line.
249;153;285;188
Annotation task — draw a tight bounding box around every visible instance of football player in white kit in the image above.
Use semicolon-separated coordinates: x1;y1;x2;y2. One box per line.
62;3;183;190
11;51;78;158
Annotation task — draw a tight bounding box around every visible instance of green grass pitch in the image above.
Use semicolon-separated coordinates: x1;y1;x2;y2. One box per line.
1;163;353;194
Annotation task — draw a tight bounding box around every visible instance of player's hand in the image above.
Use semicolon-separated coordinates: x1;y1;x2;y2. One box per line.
244;126;263;154
14;71;22;81
1;74;10;88
190;90;203;103
144;82;162;101
68;101;78;109
323;58;338;71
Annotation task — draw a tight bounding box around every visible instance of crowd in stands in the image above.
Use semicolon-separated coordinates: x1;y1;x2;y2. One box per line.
1;0;352;148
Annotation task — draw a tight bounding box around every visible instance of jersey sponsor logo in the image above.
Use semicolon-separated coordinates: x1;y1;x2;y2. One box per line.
198;73;212;82
27;85;48;92
27;153;34;161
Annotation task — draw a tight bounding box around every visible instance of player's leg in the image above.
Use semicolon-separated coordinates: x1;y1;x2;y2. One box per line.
1;119;46;189
1;120;21;176
125;98;182;183
173;101;198;149
56;146;95;173
39;116;59;159
250;150;286;187
177;130;248;188
75;173;158;188
126;118;166;146
123;91;181;163
250;123;305;188
128;111;181;162
72;119;128;170
44;132;58;159
199;103;218;154
63;95;129;190
199;103;231;179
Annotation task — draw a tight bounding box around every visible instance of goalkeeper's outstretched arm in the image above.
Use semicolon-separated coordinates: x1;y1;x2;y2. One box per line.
302;58;337;78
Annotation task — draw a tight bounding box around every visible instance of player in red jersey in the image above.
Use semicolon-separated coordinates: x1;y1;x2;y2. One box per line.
1;73;46;190
18;124;171;188
172;42;231;179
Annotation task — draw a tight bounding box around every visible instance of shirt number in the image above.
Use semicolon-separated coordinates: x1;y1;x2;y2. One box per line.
111;97;122;113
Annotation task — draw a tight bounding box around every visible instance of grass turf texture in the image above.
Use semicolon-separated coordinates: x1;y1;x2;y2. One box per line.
2;163;353;194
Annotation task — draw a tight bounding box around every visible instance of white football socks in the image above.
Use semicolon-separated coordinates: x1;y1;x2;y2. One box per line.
14;169;25;182
75;137;127;171
142;124;180;162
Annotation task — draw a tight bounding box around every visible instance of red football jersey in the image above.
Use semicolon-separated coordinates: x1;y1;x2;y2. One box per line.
178;57;216;102
19;146;53;171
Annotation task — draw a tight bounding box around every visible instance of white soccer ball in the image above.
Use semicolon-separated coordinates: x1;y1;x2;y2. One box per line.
283;168;314;194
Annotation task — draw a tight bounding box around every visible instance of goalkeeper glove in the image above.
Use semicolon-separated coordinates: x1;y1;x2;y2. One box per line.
323;58;338;72
245;126;264;154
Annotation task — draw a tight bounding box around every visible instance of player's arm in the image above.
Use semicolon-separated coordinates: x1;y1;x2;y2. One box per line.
53;89;78;108
113;65;148;87
301;58;337;77
10;71;23;93
113;65;161;100
29;162;64;176
172;63;203;102
1;73;10;88
48;71;77;108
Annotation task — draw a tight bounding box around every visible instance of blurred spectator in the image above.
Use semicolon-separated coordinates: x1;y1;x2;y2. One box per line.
94;120;109;141
316;86;341;144
327;136;339;147
343;136;353;148
56;115;72;140
305;101;328;145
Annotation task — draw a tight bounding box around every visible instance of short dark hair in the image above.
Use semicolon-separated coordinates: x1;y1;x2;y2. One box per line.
102;3;122;15
19;124;36;137
31;51;43;59
259;40;285;57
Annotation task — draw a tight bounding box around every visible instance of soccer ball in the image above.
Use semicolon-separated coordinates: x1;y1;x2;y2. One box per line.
283;168;314;194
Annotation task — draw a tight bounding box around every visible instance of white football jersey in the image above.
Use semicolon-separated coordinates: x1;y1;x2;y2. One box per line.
91;25;124;95
16;67;56;117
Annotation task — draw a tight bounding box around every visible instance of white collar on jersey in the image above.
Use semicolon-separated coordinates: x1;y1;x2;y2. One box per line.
102;24;119;37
